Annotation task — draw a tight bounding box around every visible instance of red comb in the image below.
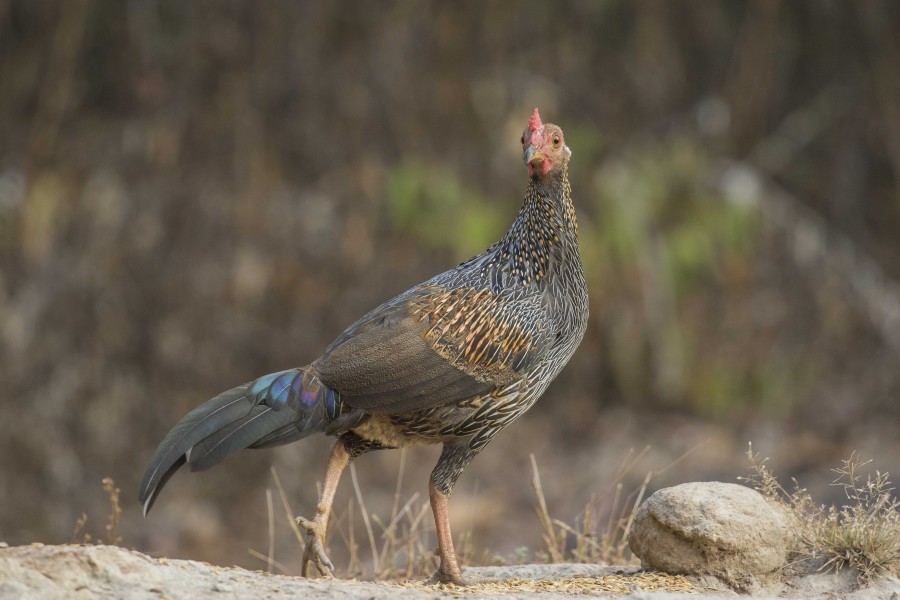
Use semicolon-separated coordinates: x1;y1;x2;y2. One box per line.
529;107;542;132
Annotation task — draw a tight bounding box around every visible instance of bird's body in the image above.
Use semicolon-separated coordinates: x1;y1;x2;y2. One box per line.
139;108;588;585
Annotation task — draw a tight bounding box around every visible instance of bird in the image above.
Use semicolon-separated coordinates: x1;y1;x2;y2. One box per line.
138;107;588;586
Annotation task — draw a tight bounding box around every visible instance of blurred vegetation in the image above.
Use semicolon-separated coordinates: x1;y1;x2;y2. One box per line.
1;0;899;575
387;159;507;259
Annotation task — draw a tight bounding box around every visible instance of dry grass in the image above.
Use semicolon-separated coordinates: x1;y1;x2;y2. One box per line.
741;444;900;584
252;451;446;580
529;443;708;566
70;477;123;545
529;452;648;566
248;445;708;579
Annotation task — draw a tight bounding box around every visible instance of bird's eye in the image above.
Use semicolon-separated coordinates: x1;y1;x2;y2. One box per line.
552;135;560;147
520;135;525;145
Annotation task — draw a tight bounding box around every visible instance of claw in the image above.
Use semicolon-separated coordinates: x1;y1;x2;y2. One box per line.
297;515;334;578
424;564;470;586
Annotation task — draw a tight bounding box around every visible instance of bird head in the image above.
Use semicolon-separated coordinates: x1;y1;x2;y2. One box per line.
521;108;570;179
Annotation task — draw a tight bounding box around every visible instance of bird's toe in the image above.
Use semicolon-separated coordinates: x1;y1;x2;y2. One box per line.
297;515;334;578
424;567;471;586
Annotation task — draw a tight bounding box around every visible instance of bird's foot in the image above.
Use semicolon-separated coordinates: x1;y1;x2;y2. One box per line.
296;515;334;578
424;561;470;586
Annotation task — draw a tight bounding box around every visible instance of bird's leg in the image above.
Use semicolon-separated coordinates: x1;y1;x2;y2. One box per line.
426;480;471;586
297;438;349;578
425;443;477;586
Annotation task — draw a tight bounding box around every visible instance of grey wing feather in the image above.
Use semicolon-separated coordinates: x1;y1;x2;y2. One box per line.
313;296;493;415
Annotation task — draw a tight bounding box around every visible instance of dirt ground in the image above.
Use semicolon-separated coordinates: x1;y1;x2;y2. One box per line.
1;543;898;600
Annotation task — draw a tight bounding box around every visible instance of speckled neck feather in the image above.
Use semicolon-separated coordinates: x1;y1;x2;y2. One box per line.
493;167;577;286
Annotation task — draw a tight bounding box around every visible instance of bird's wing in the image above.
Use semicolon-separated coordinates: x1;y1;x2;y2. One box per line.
313;284;549;415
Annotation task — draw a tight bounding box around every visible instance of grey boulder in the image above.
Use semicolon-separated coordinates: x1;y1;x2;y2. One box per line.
629;481;792;591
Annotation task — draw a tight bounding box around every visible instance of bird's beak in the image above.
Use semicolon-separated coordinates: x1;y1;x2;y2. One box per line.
523;145;543;165
524;144;551;177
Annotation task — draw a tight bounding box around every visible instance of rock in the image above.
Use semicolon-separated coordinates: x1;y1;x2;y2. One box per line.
628;481;791;591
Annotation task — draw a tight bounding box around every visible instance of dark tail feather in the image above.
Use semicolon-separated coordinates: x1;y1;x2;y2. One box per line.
138;367;339;516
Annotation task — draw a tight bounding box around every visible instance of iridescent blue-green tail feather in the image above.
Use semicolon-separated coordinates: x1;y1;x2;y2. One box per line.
138;367;338;516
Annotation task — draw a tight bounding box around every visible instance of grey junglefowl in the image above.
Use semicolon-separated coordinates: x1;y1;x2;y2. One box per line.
138;108;588;586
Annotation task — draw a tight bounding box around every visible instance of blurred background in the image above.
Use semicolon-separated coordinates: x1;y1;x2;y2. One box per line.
1;0;899;576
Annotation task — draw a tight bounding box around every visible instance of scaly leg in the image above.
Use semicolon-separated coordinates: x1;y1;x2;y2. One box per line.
425;480;470;586
297;439;349;577
424;442;481;586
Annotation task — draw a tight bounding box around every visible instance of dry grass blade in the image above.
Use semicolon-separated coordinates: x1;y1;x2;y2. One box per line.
604;483;622;551
375;448;413;576
390;449;406;522
247;548;293;575
655;440;709;476
101;477;122;545
350;462;380;575
621;471;651;547
530;454;564;563
269;467;307;550
379;492;421;541
552;518;603;552
403;502;435;578
346;499;362;576
70;512;88;544
266;488;275;574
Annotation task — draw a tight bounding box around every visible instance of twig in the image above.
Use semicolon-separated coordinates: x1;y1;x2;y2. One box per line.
621;471;652;549
654;440;709;476
247;548;293;576
270;467;306;550
266;488;275;574
102;477;122;545
530;453;563;563
350;462;380;575
376;448;410;574
552;518;603;551
604;483;622;555
347;498;360;575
